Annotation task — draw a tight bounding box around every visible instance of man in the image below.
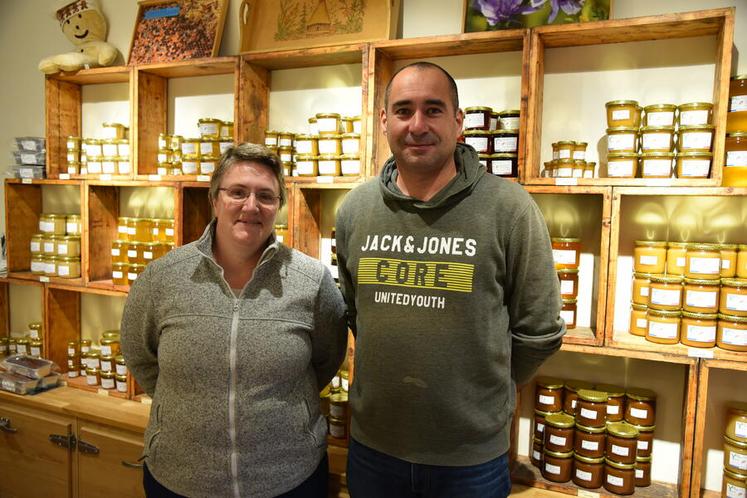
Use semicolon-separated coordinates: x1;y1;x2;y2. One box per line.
335;61;565;497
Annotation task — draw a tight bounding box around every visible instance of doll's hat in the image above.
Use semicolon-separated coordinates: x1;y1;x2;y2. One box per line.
55;0;101;26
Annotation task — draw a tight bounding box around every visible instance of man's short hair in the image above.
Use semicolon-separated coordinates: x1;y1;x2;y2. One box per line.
384;61;459;113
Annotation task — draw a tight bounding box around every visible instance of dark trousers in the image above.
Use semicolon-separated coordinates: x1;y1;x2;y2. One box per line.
346;439;511;498
144;455;329;498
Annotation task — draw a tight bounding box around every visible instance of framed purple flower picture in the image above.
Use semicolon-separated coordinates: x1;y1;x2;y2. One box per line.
462;0;610;31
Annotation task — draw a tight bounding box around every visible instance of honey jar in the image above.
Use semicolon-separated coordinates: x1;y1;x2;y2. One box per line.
576;389;608;428
607;152;638;177
676;151;712;178
315;113;341;135
99;354;114;373
488;153;518;177
726;403;747;442
739;245;747;279
680;311;718;348
340;154;361;176
128;263;145;284
632;424;655;458
116;373;128;393
678;102;713;126
79;339;92;354
117;217;132;241
721;279;747;317
575;423;606;459
648;274;683;311
683;278;720;314
200;156;218;175
678;124;715;152
606;127;638;153
555;141;575;160
100;337;120;357
563;379;593;414
318;155;341;176
31;254;45;274
573;454;605;489
632;272;654;305
492;130;518;154
724;132;747;187
112;262;129;286
498;110;520;130
29;339;42;358
686;244;722;280
665;242;688;275
152;219;175;243
464;131;491;154
65;214;81;235
535;376;564;412
557;268;578;299
464;106;492;131
720;244;739;278
30;234;43;255
295;155;318;177
635;456;652;487
39;214;67;234
100;371;116;390
127;241;144;264
560;298;577;330
643;104;677;127
724;435;747;474
57;257;81;279
573;142;588;160
542;449;573;483
640;127;675;153
606;422;639;465
552;238;580;269
57;235;81;257
530;438;543;468
597;383;626;422
554;159;574;178
544;413;575;453
197;118;222;139
604;458;636;495
640;152;674;178
646;309;681;344
572;160;586;178
625;388;657;426
606;100;641;128
722;469;747;498
534;409;550;441
630;304;648;336
44;256;58;276
85;367;100;386
634;241;667;274
115;355;128;376
584;162;596;178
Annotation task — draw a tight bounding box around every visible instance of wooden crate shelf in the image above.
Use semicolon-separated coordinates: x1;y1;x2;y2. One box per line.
524;8;734;186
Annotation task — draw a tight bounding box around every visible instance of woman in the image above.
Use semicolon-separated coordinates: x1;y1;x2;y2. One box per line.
121;143;347;498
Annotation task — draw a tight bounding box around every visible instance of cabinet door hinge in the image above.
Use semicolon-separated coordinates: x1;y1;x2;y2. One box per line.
77;439;100;455
0;417;18;433
49;433;76;449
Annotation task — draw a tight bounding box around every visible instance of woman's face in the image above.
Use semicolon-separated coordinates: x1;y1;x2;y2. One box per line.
211;161;280;253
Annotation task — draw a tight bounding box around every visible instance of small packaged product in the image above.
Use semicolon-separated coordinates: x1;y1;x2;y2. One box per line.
0;371;41;394
1;354;55;379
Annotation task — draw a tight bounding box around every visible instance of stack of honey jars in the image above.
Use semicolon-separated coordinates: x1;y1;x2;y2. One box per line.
724;75;747;186
630;241;747;351
68;332;127;393
534;377;656;494
30;213;82;279
544;141;596;179
462;106;519;177
111;217;175;287
320;367;349;439
605;100;714;179
9;322;44;359
552;237;581;329
66;122;130;176
158;118;234;176
724;403;747;496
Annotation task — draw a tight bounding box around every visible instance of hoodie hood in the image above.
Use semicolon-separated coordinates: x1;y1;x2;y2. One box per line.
378;143;486;210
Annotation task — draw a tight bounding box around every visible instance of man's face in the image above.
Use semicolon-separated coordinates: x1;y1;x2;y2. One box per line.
380;67;463;174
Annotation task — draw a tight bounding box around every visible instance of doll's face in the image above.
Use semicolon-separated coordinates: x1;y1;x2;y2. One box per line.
62;10;107;45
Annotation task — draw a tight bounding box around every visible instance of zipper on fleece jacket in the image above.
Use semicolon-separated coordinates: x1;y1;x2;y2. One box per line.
229;298;241;498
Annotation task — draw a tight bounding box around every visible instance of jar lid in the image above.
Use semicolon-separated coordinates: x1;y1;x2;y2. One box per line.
727;132;747;138
606;100;639;106
575;453;605;464
573;160;586;166
681;311;718;320
60;235;81;240
575;422;606;434
648;308;682;318
340;154;361;160
732;74;747;81
721;278;747;288
58;256;80;262
80;339;92;344
644;104;677;112
740;244;747;251
85;367;99;374
342;115;360;121
725;435;747;449
330;392;348;403
631;303;648;311
723;468;747;481
491;130;518;136
318;154;340;160
554;140;575;146
626;387;658;401
535;376;564;389
606;126;639;133
556;158;575;164
315;113;341;119
630;423;656;432
100;353;114;360
640;125;675;132
499;109;520;116
83;138;102;144
677;151;713;158
678;102;713;110
488;153;518;159
197;118;222;123
577;388;608;403
116;373;128;381
100;337;119;345
340;133;360;139
727;402;747;415
573;142;588;147
115;354;126;363
101;371;115;378
464;130;492;136
317;134;342;140
649;274;683;284
683;277;720;286
564;379;594;392
641;152;675;160
464;106;492;112
562;298;577;304
222;121;233;126
636;456;653;463
552;237;580;242
718;243;738;250
201;155;219;161
608;152;639;159
557;268;579;275
718;313;747;323
679;124;715;131
16;338;31;344
607;422;639;438
130;263;146;269
534;408;553;417
635;240;667;247
604;457;636;470
585;162;596;167
666;242;689;248
295;154;318;161
543;448;574;459
688;242;720;251
595;383;626;397
44;213;67;219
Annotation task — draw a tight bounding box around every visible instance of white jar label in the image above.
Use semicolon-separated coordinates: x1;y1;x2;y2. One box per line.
727;151;747;167
57;244;68;255
726;483;746;498
607;474;624;487
181;142;197;154
118;225;128;234
102;162;116;174
687;324;716;342
319;161;337;175
101;345;112;356
612;444;629;456
296;161;314;175
545;463;561;475
648;321;678;339
68;347;76;356
101;360;112;372
737;421;747;439
640;286;650;297
115;380;127;392
689;257;721;275
685;289;717;308
680;159;711;176
608;159;635;177
647;111;674;126
539;394;555;405
556;167;572;177
536;422;544;433
553;249;577;265
580;407;598;420
86;374;98;386
278;138;293;147
199;122;219;136
532;450;541;461
676;257;686;268
732;95;747;112
128;227;136;235
342;140;359;154
560;309;575;325
101;377;115;389
66;222;78;233
681;132;712;150
723;259;732;269
581;440;599;451
465;136;489;151
40;221;54;232
112;271;123;279
630;407;648;419
166;228;174;236
317;118;337;132
127;250;137;258
200;162;215;174
638;440;649;450
730;451;747;470
576;469;592;482
573;151;585;160
464;113;486;129
492;160;513;176
636;318;648;329
182;161;198;174
295;141;313;154
558;149;572;159
639;255;659;266
635;469;644;479
680;109;709;125
642;159;672;176
642;133;671;150
608;134;635;151
128;272;137;281
111;248;120;256
571;399;577;409
549;434;566;446
58;265;70;276
650;287;680;306
116;364;127;375
500;117;520;130
44;242;55;253
607;404;619;415
560;279;575;295
612;109;630;120
493;137;518;152
319;140;338;154
31;241;40;252
144;251;153;260
341;160;361;176
726;294;747;312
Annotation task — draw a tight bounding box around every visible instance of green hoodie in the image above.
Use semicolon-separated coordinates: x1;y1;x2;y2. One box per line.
335;143;565;466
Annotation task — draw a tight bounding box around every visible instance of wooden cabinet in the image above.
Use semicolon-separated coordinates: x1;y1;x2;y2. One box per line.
0;400;74;498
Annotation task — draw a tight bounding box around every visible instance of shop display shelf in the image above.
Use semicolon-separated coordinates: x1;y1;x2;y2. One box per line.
523;8;733;187
691;360;747;498
0;278;43;341
45;66;133;180
606;187;747;362
370;29;528;179
179;182;214;246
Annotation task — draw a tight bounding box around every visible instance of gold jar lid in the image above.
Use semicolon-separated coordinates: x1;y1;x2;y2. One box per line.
595;383;625;397
294;134;317;141
724;468;747;481
100;337;119;345
606;100;639;107
647;309;682;319
608;152;639;159
631;303;648;311
340;153;361;160
28;322;42;330
43;213;67;219
112;262;129;269
577;389;608;403
636;456;653;463
66;214;81;220
720;313;747;323
101;371;115;379
115;373;128;382
640;125;675;132
558;268;579;274
575;423;607;434
315;113;341;119
318;154;340;161
679;124;715;131
626;387;657;401
630;423;656;432
640;152;675;159
464;130;492;136
607;422;639;438
464;106;492;112
317;134;342;140
725;435;747;449
684;277;720;286
499;109;520;116
574;141;588;147
722;278;747;288
644;104;677;112
727;402;747;416
60;235;81;241
491;129;518;136
197;118;222;124
575;453;605;464
718;243;738;250
545;412;575;428
115;355;126;364
278;131;295;138
562;298;577;304
678;151;713;158
606;126;639;133
100;354;114;361
295;154;318;161
667;241;689;248
649;275;683;284
534;408;552;417
130;263;146;270
564;379;593;392
58;256;80;263
16;337;31;345
329;392;348;404
543;448;574;459
740;244;747;251
552;237;580;242
681;311;718;320
633;272;657;278
688;242;720;251
556;158;575;165
727;132;747;138
536;376;564;389
555;140;575;146
678;102;713;111
635;240;667;247
85;367;99;375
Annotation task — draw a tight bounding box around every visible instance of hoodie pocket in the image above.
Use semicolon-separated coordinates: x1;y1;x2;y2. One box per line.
302;398;325;447
145;401;163;461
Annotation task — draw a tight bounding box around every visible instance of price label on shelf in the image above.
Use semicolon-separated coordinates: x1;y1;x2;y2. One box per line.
100;174;112;181
39;276;50;283
688;348;714;359
197;175;210;182
148;175;162;182
21;178;32;184
555;178;577;186
577;489;600;498
59;173;70;180
316;176;334;184
97;389;110;397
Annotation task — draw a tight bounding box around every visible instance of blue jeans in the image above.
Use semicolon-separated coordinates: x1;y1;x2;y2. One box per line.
347;439;511;498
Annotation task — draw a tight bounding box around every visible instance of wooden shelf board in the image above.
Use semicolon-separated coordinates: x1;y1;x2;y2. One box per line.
561;326;600;346
69;174;134;182
87;280;131;295
136;56;237;78
613;186;747;197
64;374;129;400
609;330;734;364
524;185;612;195
0;275;43;287
702;358;747;372
373;30;525;59
535;8;731;48
290;177;365;189
181;181;211;189
134;174;211;184
242;44;365;70
87;179;177;188
512;456;679;498
523;177;722;188
561;340;696;365
48;65;131;85
7;271;83;287
5;178;81;186
48;282;128;297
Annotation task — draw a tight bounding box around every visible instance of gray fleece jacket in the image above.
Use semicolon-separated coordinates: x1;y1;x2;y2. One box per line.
335;143;565;466
120;221;347;497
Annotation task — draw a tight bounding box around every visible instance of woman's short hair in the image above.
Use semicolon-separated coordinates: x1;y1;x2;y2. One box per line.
208;143;287;208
